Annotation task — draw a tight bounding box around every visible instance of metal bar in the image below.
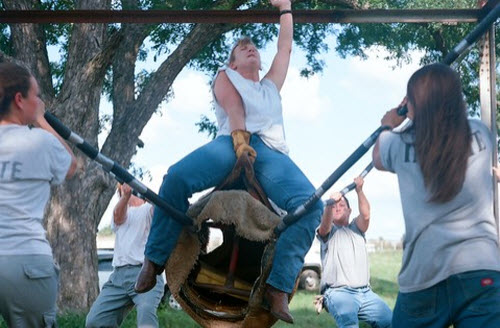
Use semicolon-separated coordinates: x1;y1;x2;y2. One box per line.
274;126;389;234
441;3;500;65
44;112;194;226
489;26;498;241
397;3;499;116
323;162;374;207
0;9;482;24
479;25;500;240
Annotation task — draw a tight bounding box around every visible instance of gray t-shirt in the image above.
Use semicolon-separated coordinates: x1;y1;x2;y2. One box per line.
379;119;500;293
316;218;370;293
0;125;71;256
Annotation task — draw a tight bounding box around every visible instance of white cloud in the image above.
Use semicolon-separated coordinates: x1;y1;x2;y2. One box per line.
281;67;331;121
163;71;212;115
348;47;423;87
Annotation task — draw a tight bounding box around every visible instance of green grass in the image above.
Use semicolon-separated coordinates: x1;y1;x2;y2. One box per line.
0;250;402;327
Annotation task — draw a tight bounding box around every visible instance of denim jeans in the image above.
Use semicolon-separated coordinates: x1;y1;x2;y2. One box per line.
323;286;392;328
392;270;500;328
145;135;323;293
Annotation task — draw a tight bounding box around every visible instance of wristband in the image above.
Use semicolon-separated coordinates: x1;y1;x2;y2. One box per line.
279;9;292;16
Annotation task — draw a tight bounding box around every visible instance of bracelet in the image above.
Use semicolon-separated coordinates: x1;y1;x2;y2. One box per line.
280;9;292;16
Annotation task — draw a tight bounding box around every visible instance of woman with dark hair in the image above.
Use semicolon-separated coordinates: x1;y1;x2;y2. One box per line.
373;63;500;327
0;62;77;327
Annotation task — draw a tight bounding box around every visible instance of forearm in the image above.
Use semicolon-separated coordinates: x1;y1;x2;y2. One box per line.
318;208;334;237
277;4;293;53
113;196;129;225
357;190;370;221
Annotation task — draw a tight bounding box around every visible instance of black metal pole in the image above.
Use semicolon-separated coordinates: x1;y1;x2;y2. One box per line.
44;112;193;226
275;2;500;235
323;162;374;207
274;127;388;234
397;3;499;116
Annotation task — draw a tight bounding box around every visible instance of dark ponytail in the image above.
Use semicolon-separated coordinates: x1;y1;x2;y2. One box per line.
407;63;471;203
0;62;32;119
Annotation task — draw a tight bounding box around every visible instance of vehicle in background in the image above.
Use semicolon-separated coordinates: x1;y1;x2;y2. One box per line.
97;248;114;290
299;238;322;291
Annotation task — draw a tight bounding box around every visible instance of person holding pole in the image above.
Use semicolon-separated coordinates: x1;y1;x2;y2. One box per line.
317;176;392;328
373;63;500;327
0;62;77;327
134;0;323;323
86;183;164;328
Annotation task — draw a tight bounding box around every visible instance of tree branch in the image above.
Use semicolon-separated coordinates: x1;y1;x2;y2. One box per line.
430;26;448;57
101;22;234;164
111;24;149;122
3;0;54;100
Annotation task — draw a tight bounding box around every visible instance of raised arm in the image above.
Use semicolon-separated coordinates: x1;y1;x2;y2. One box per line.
318;192;342;239
264;0;292;91
373;101;407;171
113;184;131;226
354;177;370;233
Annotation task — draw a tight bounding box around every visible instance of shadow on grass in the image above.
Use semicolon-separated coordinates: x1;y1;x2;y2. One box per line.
370;277;399;301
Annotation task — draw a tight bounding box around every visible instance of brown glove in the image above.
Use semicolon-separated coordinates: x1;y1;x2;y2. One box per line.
231;129;257;162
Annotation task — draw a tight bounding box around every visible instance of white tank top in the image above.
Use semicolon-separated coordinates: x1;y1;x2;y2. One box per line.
213;67;289;154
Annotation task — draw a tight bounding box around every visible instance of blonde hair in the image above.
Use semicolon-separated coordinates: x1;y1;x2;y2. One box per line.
228;37;255;64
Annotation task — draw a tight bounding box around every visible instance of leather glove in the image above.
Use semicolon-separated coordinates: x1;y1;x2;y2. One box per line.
231;129;257;162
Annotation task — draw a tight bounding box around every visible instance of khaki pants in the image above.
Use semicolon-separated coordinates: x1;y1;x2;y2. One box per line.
0;254;58;328
86;265;164;328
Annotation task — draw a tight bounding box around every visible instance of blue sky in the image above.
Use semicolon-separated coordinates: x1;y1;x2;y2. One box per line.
94;36;426;242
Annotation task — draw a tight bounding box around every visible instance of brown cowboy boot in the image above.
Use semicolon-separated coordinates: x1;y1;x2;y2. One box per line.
134;258;164;293
264;285;294;324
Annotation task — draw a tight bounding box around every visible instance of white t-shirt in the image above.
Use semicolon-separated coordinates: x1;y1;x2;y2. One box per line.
213;67;289;154
111;203;153;267
0;124;71;256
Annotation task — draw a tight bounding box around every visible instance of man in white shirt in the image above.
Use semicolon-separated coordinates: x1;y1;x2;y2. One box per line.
86;184;164;328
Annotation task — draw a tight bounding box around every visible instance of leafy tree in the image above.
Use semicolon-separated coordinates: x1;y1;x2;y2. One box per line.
0;0;496;311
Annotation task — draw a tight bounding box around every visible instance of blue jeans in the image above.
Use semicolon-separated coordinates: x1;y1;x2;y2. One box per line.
145;135;323;293
323;286;392;328
393;270;500;328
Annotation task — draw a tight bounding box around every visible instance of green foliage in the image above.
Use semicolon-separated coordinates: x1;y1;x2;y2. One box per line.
0;24;11;57
196;114;219;139
129;163;153;182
